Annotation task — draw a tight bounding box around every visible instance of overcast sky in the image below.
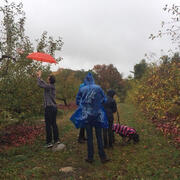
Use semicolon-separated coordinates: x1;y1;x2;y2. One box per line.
1;0;179;77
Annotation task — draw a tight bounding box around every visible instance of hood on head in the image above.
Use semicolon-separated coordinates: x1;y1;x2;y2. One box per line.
107;89;116;97
84;72;95;85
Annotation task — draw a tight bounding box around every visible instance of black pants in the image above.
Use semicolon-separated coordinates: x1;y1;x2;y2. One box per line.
44;106;59;144
103;121;114;147
78;128;85;141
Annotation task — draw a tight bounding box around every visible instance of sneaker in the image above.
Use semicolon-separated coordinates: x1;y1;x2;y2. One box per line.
44;143;53;148
101;158;110;164
54;140;61;145
85;158;94;163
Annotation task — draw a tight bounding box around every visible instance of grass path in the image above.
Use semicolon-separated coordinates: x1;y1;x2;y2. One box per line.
0;103;180;180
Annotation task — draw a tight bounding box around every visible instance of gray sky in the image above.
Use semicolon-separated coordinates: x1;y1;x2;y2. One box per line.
2;0;179;77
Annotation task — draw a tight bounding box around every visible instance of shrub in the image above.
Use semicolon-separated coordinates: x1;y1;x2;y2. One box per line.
127;55;180;144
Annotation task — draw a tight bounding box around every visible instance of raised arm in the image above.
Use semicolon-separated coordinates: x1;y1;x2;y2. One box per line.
37;77;51;89
36;70;50;89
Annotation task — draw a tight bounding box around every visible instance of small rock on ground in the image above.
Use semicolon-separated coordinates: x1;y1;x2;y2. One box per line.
59;167;74;173
52;143;66;151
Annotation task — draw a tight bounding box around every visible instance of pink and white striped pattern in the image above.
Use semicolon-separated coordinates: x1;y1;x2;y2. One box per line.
112;124;136;137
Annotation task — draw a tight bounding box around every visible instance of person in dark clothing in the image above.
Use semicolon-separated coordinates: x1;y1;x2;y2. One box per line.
78;128;86;143
70;72;110;163
36;70;60;148
103;89;117;148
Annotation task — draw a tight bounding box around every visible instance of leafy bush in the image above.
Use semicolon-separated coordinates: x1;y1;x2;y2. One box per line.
127;54;180;143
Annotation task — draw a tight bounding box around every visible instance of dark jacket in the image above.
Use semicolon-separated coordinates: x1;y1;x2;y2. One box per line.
103;90;117;122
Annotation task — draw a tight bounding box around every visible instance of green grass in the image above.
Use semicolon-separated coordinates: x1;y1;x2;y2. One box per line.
0;103;180;180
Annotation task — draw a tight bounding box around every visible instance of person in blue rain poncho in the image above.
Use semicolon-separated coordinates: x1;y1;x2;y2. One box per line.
77;83;87;143
70;72;110;163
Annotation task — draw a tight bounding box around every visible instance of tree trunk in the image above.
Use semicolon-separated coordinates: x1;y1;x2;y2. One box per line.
57;98;68;106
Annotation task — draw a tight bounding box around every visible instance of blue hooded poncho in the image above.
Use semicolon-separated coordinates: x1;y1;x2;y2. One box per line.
70;72;108;128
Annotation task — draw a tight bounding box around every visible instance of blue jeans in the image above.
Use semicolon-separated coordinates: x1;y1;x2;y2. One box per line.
85;116;106;160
